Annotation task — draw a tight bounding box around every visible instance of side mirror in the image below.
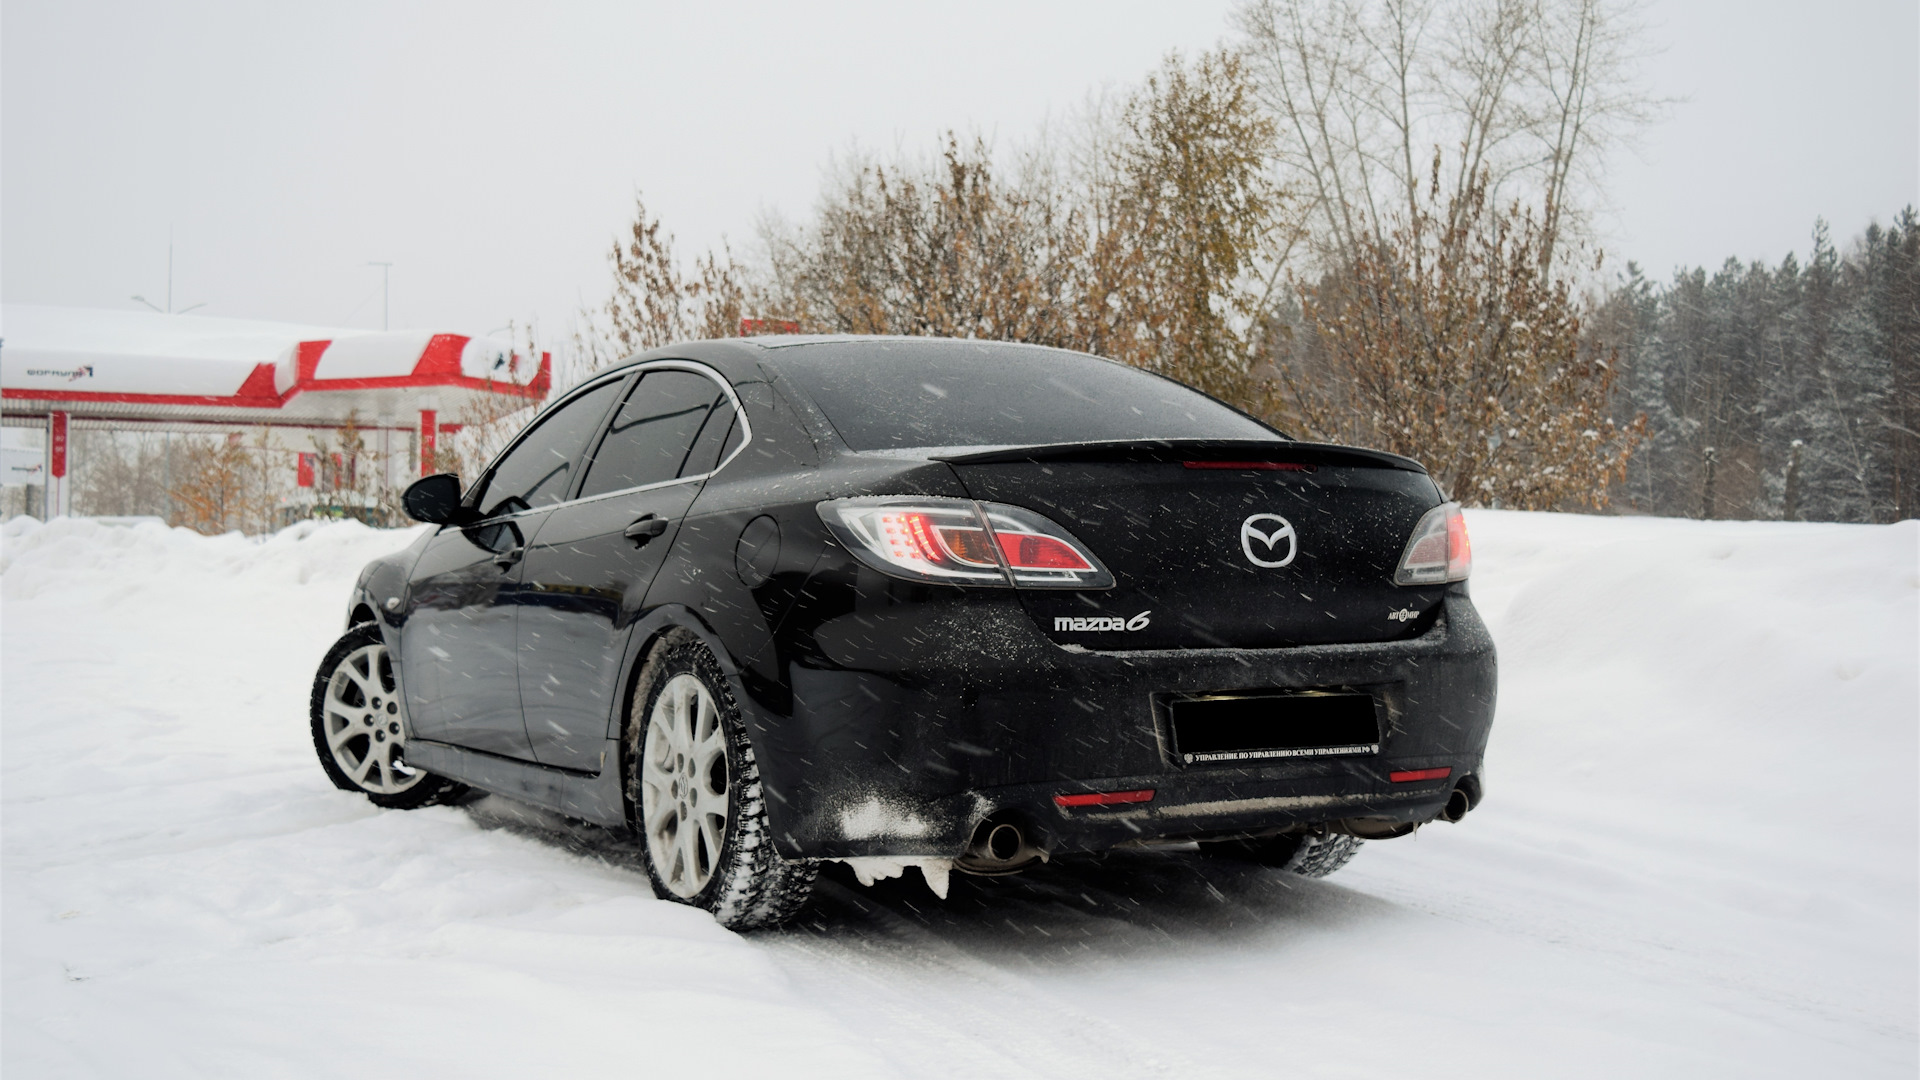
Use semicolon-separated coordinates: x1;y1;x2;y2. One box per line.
403;473;470;525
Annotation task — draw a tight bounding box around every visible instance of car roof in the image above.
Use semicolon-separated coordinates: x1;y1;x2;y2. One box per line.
738;334;1078;355
601;334;1122;386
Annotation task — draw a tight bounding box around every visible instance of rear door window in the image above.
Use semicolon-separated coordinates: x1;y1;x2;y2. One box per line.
577;368;737;498
681;403;740;478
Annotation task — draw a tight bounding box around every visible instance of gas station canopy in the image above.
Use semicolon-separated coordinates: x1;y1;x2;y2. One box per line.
1;304;552;517
1;304;550;427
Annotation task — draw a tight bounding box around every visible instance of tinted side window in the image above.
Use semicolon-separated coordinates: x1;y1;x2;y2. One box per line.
474;378;624;516
578;369;732;498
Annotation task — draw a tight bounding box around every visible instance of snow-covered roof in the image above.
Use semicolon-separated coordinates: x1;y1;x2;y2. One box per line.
0;305;549;426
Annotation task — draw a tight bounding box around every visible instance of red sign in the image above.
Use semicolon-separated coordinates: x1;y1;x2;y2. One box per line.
49;412;68;478
739;318;801;337
297;453;315;488
419;410;437;477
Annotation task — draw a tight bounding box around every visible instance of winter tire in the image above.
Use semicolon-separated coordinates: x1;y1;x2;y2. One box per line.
310;623;468;810
1200;831;1365;878
627;634;816;930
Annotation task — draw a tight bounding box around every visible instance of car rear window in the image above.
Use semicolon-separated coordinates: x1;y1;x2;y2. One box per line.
773;342;1276;450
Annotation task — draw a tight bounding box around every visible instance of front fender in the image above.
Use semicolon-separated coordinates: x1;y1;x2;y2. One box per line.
346;529;435;648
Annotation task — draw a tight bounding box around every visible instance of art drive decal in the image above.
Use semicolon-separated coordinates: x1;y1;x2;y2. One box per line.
25;366;95;381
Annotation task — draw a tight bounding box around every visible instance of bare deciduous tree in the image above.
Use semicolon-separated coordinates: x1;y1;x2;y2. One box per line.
1234;0;1659;272
758;51;1291;416
169;430;283;535
72;429;173;519
574;194;752;377
1278;163;1641;507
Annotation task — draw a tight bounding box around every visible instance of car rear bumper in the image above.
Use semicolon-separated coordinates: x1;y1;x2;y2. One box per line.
739;584;1497;861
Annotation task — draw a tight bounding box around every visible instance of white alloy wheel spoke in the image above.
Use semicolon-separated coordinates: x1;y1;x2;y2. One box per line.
667;825;689;885
693;749;725;799
327;715;361;748
692;690;713;746
643;783;677;834
327;680;357;713
344;658;377;701
680;809;704;878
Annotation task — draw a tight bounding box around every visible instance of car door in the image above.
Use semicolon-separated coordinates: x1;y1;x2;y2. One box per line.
517;364;746;771
398;374;629;759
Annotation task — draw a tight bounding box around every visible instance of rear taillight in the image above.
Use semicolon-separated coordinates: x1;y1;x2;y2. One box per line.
818;497;1114;589
1394;502;1471;585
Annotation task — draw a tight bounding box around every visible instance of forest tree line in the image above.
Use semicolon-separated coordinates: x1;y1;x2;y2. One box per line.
1599;216;1918;523
43;0;1916;531
568;0;1915;524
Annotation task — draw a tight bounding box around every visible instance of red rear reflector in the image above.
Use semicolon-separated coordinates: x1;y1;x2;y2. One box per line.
1389;767;1452;783
997;532;1094;570
1053;789;1155;807
1447;510;1473;579
1183;461;1315;472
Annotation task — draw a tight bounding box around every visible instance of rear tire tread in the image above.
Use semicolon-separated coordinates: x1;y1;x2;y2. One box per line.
628;635;816;930
1199;830;1366;878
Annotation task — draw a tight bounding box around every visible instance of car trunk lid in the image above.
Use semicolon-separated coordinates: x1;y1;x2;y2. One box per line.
941;441;1447;650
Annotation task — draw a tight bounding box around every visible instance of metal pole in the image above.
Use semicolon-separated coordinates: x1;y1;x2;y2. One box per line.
367;262;393;330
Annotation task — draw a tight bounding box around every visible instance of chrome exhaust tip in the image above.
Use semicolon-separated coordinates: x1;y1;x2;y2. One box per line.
956;818;1045;876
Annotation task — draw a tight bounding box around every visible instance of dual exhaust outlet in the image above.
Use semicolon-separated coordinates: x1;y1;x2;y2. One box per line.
958;775;1476;872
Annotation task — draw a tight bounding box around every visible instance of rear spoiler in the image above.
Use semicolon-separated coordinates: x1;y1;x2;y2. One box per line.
932;439;1428;474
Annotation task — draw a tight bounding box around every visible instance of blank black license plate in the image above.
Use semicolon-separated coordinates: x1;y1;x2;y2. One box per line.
1167;691;1381;765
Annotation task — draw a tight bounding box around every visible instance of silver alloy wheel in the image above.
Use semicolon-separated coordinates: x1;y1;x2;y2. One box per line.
640;673;731;899
321;642;425;795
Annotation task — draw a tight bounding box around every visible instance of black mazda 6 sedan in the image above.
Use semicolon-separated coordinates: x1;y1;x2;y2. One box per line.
311;336;1497;929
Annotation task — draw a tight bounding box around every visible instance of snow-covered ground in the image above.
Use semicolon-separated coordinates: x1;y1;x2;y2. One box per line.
3;510;1915;1078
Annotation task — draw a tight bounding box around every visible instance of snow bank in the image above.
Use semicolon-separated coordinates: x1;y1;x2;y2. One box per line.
2;511;1914;1078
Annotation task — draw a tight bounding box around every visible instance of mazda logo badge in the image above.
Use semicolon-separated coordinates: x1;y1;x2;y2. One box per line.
1240;513;1298;568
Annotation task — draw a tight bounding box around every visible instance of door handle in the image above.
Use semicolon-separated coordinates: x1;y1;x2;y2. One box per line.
493;545;524;568
624;514;670;548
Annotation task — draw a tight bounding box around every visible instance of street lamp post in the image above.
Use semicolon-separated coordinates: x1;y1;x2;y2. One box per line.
367;262;393;330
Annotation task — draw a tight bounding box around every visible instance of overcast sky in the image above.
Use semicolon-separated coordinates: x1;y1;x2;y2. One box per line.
4;0;1915;342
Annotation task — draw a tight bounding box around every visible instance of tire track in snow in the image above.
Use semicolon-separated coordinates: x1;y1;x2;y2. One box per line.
759;875;1206;1080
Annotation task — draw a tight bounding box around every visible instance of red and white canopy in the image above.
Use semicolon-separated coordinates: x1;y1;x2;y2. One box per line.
1;305;549;427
